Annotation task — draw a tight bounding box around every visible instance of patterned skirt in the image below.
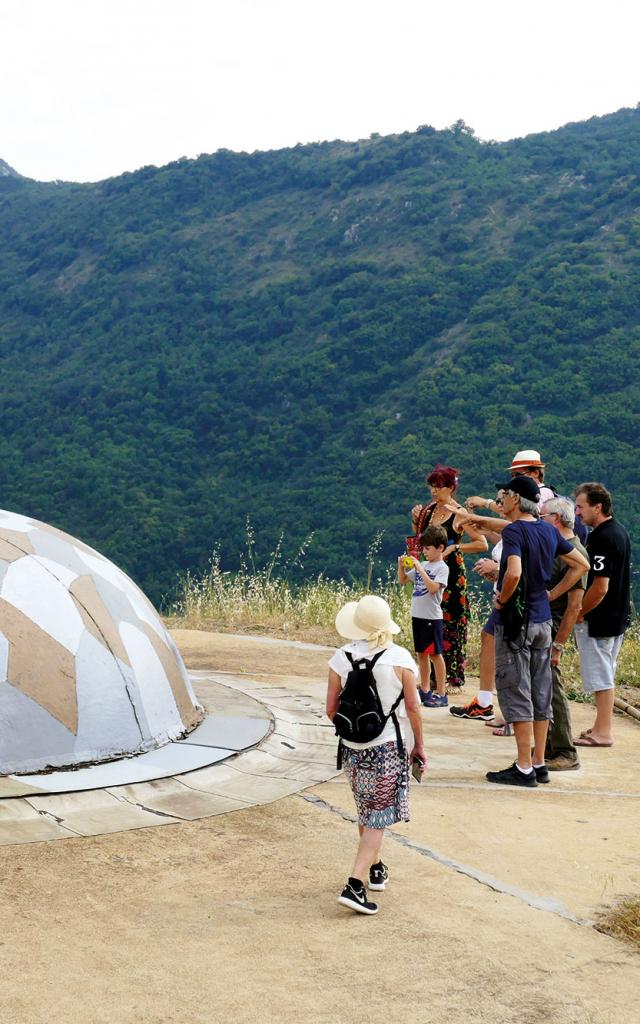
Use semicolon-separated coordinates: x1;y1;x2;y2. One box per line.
342;739;410;829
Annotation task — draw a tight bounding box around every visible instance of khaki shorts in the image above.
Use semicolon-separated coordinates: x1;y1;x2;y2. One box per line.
494;621;553;723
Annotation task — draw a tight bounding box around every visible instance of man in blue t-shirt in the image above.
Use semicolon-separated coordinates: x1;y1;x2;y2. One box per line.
487;475;590;788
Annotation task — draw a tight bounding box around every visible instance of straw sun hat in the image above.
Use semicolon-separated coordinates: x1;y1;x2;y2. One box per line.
335;595;400;649
509;449;545;471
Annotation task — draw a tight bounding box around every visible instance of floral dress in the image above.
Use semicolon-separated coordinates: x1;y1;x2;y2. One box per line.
414;502;468;688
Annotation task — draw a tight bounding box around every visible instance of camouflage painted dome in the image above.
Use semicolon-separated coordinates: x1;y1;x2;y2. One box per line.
0;509;203;774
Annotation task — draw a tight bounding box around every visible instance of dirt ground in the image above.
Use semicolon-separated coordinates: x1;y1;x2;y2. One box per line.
1;630;639;1024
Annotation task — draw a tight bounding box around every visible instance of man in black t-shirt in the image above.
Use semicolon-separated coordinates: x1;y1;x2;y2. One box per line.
573;482;631;748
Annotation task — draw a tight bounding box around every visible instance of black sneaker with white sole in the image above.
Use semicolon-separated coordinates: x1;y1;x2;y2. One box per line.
368;861;389;891
337;878;379;915
486;762;538;787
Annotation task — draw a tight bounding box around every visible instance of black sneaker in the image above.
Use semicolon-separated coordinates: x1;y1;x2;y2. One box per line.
533;764;550;784
338;878;379;915
449;698;495;721
486;762;538;788
368;861;389;891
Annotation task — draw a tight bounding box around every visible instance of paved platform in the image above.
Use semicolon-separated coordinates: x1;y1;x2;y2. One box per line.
0;670;339;844
2;630;639;1024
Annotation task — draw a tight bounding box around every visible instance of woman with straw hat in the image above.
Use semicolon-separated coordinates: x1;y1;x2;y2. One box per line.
327;594;426;915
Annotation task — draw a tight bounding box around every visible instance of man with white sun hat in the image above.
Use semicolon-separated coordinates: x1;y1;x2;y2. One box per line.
466;448;588;540
326;594;425;915
466;449;554;515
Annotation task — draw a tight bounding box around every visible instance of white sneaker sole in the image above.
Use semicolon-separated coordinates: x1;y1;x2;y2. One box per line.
367;881;387;891
337;895;379;915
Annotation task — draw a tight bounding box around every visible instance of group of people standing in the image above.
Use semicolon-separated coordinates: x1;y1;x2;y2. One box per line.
326;448;632;915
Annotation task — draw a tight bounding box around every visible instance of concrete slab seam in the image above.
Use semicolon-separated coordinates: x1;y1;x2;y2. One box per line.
114;796;185;820
299;792;595;929
25;802;85;838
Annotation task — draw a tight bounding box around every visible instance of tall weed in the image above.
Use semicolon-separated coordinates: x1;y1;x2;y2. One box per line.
170;530;638;690
171;525;487;662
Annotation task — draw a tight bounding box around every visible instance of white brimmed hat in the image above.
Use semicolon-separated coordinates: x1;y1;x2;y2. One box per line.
509;449;545;471
335;595;400;644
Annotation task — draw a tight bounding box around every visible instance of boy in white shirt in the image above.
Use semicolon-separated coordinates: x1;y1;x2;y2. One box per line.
398;525;450;708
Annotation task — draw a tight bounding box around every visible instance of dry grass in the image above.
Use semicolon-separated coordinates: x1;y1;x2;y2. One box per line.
597;896;640;951
168;528;638;699
168;533;487;668
170;546;413;645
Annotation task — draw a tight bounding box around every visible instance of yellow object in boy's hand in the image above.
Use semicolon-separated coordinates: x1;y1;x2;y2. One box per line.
402;556;414;568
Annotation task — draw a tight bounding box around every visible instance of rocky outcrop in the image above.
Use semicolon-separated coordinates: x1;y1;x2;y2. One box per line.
0;158;20;178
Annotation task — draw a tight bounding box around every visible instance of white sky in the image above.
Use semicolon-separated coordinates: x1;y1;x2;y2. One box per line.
1;0;639;183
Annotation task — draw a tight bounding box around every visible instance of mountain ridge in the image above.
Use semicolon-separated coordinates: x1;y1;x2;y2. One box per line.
0;158;21;178
0;107;639;601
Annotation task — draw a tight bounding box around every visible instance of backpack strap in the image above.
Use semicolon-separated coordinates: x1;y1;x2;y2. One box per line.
388;692;405;757
343;648;385;673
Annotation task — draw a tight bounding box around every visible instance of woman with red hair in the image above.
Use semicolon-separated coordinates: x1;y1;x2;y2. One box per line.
411;465;487;689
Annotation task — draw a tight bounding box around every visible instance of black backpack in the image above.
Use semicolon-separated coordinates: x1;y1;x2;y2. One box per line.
334;650;404;768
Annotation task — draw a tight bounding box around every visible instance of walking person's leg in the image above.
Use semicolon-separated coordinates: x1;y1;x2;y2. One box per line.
338;742;410;914
351;826;385;882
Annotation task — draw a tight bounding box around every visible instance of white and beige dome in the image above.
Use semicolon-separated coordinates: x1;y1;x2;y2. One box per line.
0;509;203;775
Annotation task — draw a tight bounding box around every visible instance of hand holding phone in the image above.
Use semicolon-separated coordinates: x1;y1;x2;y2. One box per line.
411;756;425;783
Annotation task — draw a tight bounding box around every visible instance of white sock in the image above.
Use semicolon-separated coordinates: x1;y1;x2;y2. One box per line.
516;762;533;775
533;762;546;769
476;690;493;708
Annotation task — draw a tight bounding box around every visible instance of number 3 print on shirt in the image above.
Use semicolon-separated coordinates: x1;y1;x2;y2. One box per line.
593;555;606;571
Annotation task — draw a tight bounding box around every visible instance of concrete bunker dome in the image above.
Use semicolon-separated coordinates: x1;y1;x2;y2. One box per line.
0;509;203;775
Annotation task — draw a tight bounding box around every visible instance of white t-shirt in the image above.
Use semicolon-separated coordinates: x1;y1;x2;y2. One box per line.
406;559;449;620
328;641;418;750
491;540;503;594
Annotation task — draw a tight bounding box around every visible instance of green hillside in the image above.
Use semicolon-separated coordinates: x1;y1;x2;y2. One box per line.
1;109;639;602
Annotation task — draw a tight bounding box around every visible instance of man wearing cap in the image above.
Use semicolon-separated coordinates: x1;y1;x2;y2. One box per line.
485;475;589;787
573;483;631;748
452;451;558;726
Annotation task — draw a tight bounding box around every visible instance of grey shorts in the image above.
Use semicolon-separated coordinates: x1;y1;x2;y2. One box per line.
574;622;624;692
494;621;553;723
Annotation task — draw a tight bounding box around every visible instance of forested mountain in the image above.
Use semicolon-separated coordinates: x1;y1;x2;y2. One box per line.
1;108;639;602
